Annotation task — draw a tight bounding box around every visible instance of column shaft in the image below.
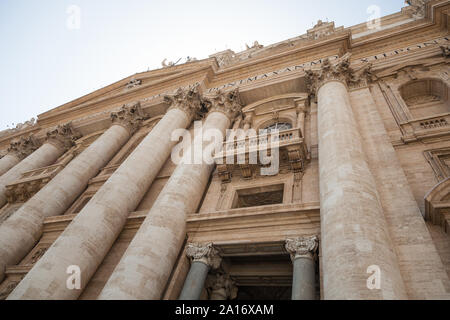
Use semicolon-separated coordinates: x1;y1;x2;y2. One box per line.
0;154;20;177
99;111;232;300
8;107;192;300
0;143;65;208
0;124;130;282
317;80;406;299
178;262;209;300
291;257;315;300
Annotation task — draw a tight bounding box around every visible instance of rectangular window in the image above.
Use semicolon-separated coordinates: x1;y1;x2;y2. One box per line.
232;184;284;209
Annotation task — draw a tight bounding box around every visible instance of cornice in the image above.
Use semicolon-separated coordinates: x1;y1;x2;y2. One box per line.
214;33;351;76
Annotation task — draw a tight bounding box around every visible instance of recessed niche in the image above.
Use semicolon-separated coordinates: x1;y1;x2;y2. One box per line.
232;184;284;209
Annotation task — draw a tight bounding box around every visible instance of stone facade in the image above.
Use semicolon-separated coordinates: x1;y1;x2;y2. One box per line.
0;0;450;300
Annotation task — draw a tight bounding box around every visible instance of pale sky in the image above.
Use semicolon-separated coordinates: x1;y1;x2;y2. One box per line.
0;0;405;130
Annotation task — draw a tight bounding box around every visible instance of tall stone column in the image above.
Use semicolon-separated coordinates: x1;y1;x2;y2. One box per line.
98;89;242;300
306;55;407;299
0;123;81;209
0;136;40;177
179;243;222;300
8;85;202;300
285;236;318;300
0;103;143;283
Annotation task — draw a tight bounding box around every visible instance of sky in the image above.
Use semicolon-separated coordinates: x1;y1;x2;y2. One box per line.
0;0;406;130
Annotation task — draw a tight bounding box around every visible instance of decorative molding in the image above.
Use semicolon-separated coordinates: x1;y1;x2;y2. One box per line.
202;88;243;122
28;247;48;265
110;101;146;134
305;53;375;96
7;135;40;160
164;84;203;120
307;20;342;41
0;278;22;300
285;235;319;261
441;45;450;58
305;53;352;96
424;147;450;181
6;178;50;204
348;63;376;90
405;0;428;19
46;122;82;151
125;78;142;90
186;242;222;269
205;273;238;300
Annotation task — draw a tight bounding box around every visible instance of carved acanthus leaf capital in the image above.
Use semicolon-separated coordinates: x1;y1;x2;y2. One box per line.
285;235;319;261
111;101;146;134
46;122;82;151
202;88;243;122
306;53;375;96
164;84;203;119
7;135;41;160
305;53;352;96
186;242;222;269
348;63;376;90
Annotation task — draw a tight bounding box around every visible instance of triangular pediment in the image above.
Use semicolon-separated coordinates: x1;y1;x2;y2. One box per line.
39;59;215;119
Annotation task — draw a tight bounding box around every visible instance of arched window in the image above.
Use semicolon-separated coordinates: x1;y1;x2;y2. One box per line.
399;79;449;119
260;122;292;134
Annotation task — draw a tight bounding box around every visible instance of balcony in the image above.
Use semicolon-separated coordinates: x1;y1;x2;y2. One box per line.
401;113;450;143
214;128;309;182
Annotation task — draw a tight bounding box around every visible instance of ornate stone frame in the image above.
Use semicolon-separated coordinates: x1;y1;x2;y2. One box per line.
377;59;450;143
424;177;450;234
424;146;450;181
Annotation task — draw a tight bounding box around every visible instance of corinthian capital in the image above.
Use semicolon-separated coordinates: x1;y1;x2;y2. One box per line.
164;84;202;120
202;88;243;122
348;63;376;90
305;54;352;96
46;122;82;151
8;135;41;160
186;242;222;269
285;235;319;261
111;101;146;134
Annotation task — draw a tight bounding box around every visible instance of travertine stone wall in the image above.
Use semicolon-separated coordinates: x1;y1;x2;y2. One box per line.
350;86;450;299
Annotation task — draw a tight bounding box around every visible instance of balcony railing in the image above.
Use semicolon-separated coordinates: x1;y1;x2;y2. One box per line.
217;128;305;159
214;128;308;182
